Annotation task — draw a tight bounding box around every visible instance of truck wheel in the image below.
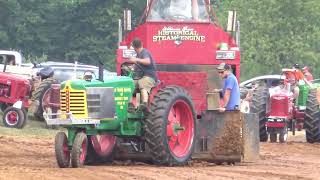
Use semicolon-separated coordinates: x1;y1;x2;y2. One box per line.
55;132;70;168
250;87;269;142
71;132;88;168
3;107;26;128
305;89;320;143
146;86;196;166
85;134;116;165
269;133;277;143
31;77;57;121
279;127;288;143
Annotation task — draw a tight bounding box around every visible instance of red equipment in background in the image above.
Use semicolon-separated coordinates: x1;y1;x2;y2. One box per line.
266;84;292;143
0;72;30;128
266;79;305;143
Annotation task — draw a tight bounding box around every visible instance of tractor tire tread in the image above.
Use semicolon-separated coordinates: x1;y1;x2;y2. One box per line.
145;86;196;166
31;77;57;121
305;89;320;143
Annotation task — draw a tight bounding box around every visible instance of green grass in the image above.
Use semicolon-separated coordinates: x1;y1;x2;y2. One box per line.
0;113;63;138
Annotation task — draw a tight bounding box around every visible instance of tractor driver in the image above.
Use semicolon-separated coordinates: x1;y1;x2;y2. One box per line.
148;0;200;21
128;38;158;113
284;64;312;99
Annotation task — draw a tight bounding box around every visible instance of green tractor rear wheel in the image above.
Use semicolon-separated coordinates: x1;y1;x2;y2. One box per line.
145;86;196;166
305;89;320;143
85;134;116;165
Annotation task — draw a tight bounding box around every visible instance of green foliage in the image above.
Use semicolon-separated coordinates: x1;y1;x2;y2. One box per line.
216;0;320;80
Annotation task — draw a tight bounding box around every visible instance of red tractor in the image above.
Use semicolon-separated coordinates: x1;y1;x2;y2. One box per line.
0;53;31;128
252;68;312;143
266;81;293;143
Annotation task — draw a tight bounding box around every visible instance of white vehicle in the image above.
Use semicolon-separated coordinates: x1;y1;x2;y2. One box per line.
240;74;285;89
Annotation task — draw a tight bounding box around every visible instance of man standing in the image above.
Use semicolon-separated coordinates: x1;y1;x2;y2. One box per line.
128;38;157;112
216;63;240;112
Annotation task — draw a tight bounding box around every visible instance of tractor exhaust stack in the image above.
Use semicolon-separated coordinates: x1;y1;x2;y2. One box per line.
98;61;104;82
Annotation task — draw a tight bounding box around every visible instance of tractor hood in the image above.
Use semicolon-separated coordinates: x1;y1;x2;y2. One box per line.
60;76;135;91
0;71;30;84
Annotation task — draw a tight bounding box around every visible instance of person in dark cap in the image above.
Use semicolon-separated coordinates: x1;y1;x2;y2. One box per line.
215;63;240;112
128;38;157;113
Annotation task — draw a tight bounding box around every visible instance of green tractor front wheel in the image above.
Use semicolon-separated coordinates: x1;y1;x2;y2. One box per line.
55;132;70;168
71;132;88;168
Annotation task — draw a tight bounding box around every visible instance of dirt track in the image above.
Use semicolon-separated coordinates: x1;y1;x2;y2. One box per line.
0;128;320;180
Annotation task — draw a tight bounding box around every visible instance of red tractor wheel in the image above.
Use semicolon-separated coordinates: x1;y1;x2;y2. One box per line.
86;134;116;164
55;132;70;168
279;127;288;143
3;107;26;129
71;132;88;168
269;132;277;143
250;87;269;142
146;86;196;166
31;77;57;121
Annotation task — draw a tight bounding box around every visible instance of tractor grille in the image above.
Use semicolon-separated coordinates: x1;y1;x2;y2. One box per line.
0;83;10;97
87;94;101;113
60;90;86;116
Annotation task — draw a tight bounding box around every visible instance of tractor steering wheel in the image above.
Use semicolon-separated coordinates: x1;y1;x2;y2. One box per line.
120;62;144;80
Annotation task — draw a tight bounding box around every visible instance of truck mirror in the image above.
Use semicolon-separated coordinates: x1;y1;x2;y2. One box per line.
227;10;237;32
124;9;132;31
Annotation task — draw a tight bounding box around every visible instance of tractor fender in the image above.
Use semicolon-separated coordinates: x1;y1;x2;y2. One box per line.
13;100;22;109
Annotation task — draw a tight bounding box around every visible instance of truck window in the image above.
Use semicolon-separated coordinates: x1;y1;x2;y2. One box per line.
147;0;209;22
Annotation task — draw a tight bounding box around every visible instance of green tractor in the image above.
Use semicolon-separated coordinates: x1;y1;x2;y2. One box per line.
44;63;259;168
